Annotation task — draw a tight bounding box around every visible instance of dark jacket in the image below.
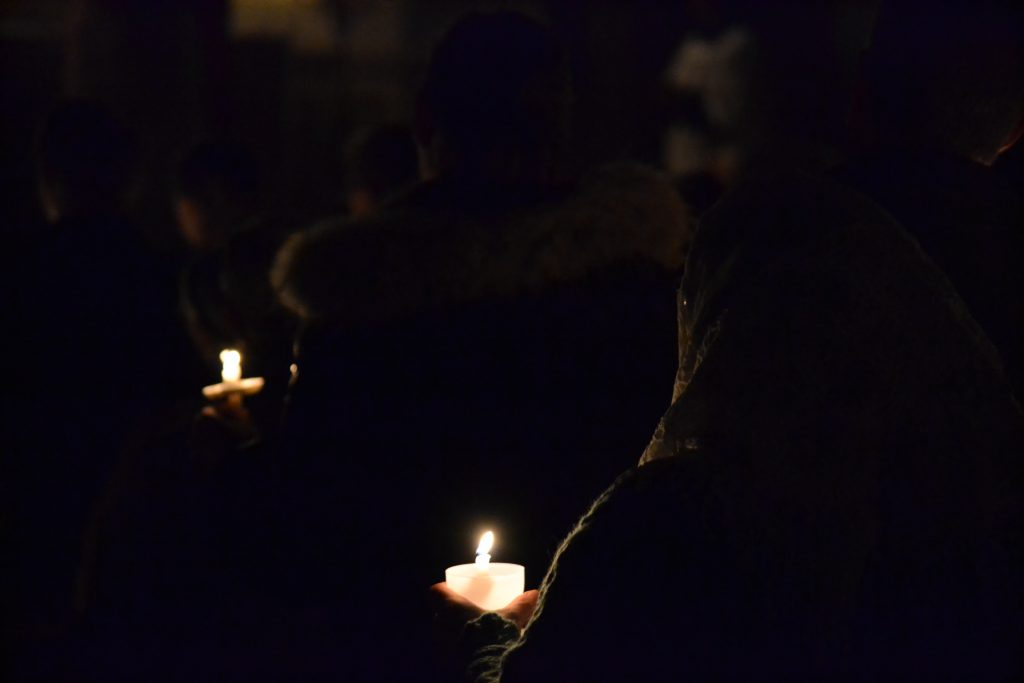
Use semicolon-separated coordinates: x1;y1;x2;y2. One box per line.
8;215;181;625
268;163;690;678
483;171;1023;682
836;151;1024;398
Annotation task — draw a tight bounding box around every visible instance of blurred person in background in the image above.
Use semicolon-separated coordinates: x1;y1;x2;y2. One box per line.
53;140;295;683
660;27;754;216
7;99;185;678
175;141;295;394
342;123;419;219
837;0;1024;397
174;141;265;254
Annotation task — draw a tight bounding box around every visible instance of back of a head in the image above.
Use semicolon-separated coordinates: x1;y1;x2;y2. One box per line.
175;141;264;249
36;100;137;221
419;11;570;180
344;124;418;215
864;0;1024;163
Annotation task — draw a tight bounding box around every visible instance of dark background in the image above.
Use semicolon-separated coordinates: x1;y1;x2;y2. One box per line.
1;0;879;256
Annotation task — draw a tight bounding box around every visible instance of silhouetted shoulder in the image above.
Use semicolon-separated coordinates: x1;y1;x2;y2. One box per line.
272;163;690;324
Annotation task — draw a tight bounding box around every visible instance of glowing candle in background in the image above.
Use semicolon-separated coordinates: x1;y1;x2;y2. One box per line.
446;530;524;611
220;348;242;383
202;348;265;401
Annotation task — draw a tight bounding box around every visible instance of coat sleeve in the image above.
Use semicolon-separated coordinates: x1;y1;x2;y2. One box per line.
471;458;723;683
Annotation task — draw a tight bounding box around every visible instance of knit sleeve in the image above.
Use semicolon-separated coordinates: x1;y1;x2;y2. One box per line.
462;612;523;683
467;467;648;683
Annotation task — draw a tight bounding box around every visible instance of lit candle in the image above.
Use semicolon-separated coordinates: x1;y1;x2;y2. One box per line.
445;530;524;611
221;349;242;383
475;530;493;570
202;348;265;401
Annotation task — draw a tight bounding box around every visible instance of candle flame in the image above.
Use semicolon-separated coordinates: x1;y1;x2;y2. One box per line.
220;348;242;383
475;530;493;571
476;531;494;556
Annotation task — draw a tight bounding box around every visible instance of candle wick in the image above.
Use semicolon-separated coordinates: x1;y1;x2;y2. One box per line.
475;552;491;571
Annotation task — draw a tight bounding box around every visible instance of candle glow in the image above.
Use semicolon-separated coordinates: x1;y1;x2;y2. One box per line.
202;348;264;401
475;530;494;571
445;529;524;611
220;349;242;383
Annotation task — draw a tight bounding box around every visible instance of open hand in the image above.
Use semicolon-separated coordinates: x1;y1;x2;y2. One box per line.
429;582;539;632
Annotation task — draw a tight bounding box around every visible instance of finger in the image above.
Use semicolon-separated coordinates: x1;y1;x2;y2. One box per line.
498;589;540;630
509;589;539;607
428;582;462;607
429;582;456;598
429;583;482;614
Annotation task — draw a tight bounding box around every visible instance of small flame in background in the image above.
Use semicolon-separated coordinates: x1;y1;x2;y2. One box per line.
220;349;242;383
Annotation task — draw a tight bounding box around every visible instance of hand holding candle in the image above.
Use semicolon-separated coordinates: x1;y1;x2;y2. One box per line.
430;582;538;634
445;530;524;611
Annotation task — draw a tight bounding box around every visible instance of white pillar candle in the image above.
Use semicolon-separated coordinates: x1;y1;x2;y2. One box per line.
445;531;525;611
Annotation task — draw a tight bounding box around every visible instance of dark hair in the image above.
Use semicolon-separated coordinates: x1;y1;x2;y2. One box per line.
344;124;419;198
866;0;1024;160
176;141;263;213
37;100;137;216
420;11;571;171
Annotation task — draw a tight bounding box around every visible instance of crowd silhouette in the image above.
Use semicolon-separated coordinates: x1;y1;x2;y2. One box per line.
2;2;1022;681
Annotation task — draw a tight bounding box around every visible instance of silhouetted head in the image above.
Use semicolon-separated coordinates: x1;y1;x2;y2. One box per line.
344;124;418;218
36;100;137;223
416;11;571;184
862;0;1024;164
175;141;264;251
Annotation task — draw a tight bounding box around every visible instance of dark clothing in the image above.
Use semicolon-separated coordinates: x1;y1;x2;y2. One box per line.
6;214;192;677
42;165;686;681
836;151;1024;397
270;163;690;678
479;172;1023;681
